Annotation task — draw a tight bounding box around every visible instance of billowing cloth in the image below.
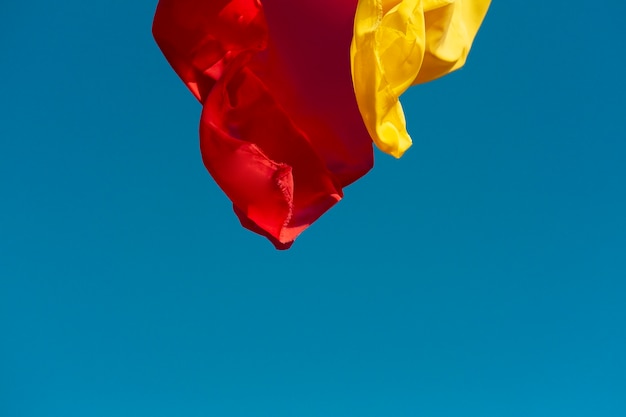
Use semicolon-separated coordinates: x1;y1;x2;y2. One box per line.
153;0;373;249
351;0;491;157
152;0;490;248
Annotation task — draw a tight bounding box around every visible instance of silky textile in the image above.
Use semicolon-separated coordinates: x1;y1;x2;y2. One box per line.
351;0;491;157
152;0;490;248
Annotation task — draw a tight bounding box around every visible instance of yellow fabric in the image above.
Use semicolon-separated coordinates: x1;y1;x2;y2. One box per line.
350;0;491;157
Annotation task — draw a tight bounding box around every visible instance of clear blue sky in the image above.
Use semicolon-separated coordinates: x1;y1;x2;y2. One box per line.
2;2;625;416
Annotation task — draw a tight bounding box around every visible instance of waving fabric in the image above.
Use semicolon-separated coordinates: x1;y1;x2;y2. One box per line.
153;0;373;249
351;0;491;158
152;0;490;248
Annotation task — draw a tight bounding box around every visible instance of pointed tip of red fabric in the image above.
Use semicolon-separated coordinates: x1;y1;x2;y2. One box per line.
234;207;295;250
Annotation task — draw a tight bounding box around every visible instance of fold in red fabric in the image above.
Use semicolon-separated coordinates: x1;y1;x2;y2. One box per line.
153;0;373;249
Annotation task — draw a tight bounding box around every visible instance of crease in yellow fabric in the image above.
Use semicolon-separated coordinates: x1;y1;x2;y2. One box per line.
350;0;491;158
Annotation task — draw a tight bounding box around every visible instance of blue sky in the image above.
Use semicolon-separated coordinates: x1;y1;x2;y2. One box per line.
1;2;625;416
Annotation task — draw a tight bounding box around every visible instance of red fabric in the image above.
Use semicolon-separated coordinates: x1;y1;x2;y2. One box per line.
153;0;372;248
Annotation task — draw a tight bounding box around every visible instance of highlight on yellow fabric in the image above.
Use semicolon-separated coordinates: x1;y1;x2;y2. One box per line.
350;0;491;158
